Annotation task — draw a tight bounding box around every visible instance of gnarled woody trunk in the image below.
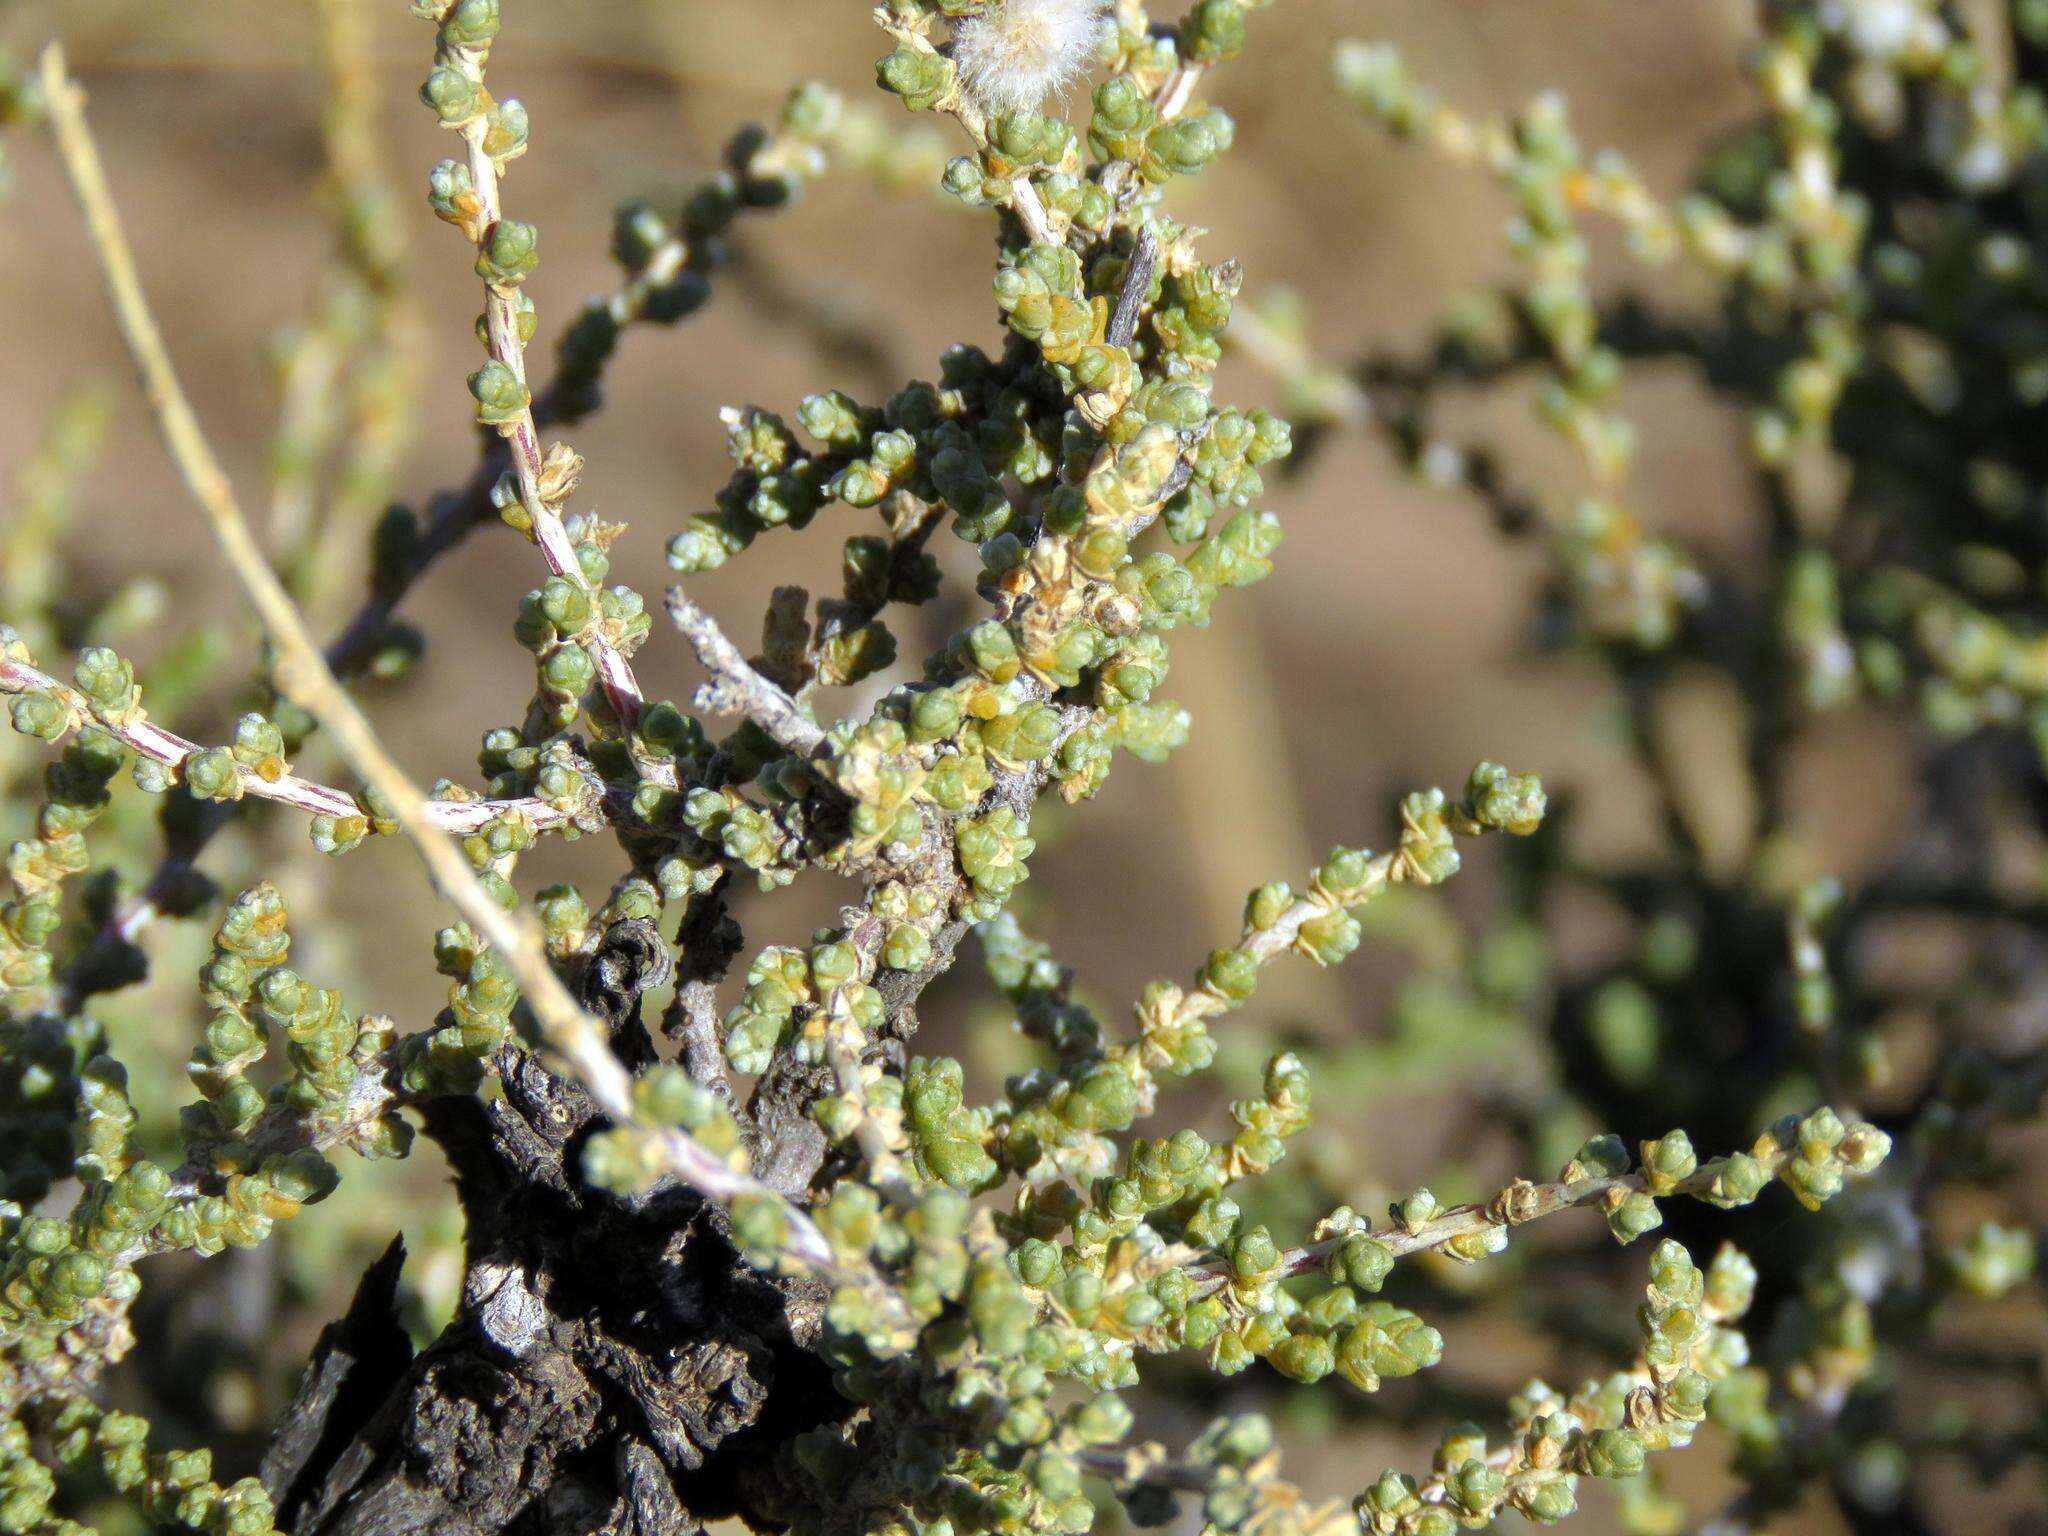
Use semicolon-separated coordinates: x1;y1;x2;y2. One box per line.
262;924;843;1536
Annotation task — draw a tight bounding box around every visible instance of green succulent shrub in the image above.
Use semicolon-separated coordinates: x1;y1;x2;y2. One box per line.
0;2;2040;1534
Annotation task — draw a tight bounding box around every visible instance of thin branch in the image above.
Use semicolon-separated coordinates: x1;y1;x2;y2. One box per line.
1008;174;1058;245
1106;229;1158;351
451;114;650;734
0;655;572;837
1187;1131;1829;1293
39;42;888;1307
665;979;736;1108
872;12;1059;245
666;588;827;756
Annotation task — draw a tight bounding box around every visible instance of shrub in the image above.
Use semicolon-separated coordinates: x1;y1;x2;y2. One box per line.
1;4;2040;1535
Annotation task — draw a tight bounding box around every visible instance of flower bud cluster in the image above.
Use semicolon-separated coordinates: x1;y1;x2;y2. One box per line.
1354;1240;1754;1534
10;1399;280;1536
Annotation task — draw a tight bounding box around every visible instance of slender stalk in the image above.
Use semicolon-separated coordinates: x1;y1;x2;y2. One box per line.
873;11;1059;244
1188;1137;1813;1293
0;656;569;836
666;589;826;756
452;106;648;733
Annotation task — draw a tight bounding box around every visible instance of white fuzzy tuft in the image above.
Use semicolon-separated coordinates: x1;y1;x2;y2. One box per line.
951;0;1109;118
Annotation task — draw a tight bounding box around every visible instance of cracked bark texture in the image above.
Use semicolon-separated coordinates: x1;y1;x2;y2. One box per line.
262;921;842;1536
258;742;1068;1534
